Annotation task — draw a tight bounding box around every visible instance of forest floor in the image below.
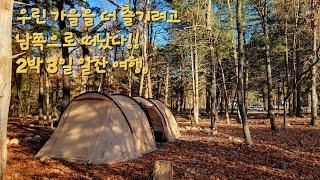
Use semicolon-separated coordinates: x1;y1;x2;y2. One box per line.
5;114;320;179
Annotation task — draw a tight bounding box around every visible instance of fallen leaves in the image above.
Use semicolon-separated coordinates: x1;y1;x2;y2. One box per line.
5;116;320;179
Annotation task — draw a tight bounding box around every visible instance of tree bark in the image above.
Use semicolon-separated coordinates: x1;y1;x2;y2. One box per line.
139;0;151;97
310;0;318;126
227;0;241;124
277;81;281;116
284;7;290;126
164;66;169;106
191;46;196;120
262;1;277;131
194;33;200;124
244;50;249;111
237;0;252;145
296;44;303;117
14;70;22;117
206;84;211;115
45;69;51;120
191;44;199;124
147;24;153;98
262;87;267;111
57;1;71;109
27;74;32;115
0;1;13;179
208;0;218;129
139;72;145;97
218;59;230;124
39;54;45;119
293;0;301;117
178;65;184;113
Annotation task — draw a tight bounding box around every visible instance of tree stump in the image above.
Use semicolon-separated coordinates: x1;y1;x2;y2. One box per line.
153;160;173;180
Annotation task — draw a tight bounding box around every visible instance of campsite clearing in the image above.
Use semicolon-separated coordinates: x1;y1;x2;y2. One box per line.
6;115;320;179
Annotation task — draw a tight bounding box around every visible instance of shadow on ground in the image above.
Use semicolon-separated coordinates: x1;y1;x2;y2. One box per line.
6;116;320;179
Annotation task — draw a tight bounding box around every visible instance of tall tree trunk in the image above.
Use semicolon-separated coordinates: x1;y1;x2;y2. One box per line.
262;87;267;110
227;0;238;73
57;1;70;109
296;47;302;117
147;69;153;98
45;70;51;121
164;66;169;106
14;70;22;117
27;74;32;115
237;0;252;145
293;87;297;115
144;82;149;98
147;25;153;98
228;0;242;123
293;0;301;117
157;78;161;99
310;1;318;126
191;45;199;124
284;8;290;126
54;78;60;120
0;1;13;179
128;70;132;96
139;0;151;97
244;52;249;111
127;46;134;97
194;36;200;124
218;59;230;124
190;29;199;124
208;0;218;129
206;83;211;115
178;66;184;113
262;2;277;131
139;72;145;97
277;81;281;116
39;54;45;119
209;52;218;129
180;51;186;112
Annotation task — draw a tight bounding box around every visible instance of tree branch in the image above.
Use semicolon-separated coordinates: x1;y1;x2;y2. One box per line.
284;45;320;102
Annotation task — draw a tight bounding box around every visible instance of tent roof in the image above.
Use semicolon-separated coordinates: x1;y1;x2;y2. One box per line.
133;97;180;142
36;92;156;164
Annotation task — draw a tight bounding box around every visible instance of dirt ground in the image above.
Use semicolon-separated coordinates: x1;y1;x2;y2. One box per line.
5;115;320;179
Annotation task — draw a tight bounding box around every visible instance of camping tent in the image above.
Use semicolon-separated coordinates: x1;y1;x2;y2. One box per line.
36;92;156;164
134;97;181;142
